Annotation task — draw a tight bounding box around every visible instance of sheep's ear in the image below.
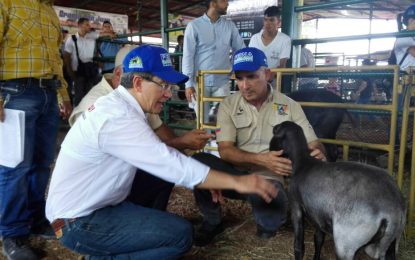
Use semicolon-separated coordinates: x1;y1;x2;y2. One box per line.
270;136;281;151
272;125;280;135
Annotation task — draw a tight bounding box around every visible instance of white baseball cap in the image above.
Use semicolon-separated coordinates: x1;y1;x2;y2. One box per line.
115;44;139;68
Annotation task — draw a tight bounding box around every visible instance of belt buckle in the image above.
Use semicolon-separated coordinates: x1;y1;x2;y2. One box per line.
39;78;46;89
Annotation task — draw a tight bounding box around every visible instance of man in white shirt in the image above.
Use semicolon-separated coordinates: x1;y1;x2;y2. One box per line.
249;6;291;69
63;18;112;106
69;44;213;211
182;0;245;123
393;5;415;71
46;45;277;259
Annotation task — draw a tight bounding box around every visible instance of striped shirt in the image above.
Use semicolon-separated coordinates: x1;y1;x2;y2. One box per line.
0;0;69;101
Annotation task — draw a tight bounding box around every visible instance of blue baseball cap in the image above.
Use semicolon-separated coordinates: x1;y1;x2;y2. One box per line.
123;45;189;84
232;47;268;72
403;5;415;26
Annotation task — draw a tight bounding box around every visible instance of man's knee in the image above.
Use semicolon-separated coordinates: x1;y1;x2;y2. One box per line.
168;216;193;254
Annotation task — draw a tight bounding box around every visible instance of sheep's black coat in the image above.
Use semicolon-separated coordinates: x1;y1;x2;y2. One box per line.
288;89;345;162
270;121;406;260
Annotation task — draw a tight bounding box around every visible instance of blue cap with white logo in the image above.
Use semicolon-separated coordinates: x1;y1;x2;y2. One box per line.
403;5;415;26
232;47;268;72
123;45;189;84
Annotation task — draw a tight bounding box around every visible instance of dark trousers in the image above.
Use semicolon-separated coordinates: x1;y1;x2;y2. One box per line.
192;153;288;232
73;74;101;106
128;168;175;211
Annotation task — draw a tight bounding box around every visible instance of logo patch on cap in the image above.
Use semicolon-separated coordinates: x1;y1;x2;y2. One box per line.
129;56;143;69
234;52;253;65
160;53;172;67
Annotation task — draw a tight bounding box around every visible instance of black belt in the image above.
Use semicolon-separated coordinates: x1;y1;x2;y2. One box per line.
0;77;61;89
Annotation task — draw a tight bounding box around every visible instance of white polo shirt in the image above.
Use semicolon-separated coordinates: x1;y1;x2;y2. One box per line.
46;85;209;222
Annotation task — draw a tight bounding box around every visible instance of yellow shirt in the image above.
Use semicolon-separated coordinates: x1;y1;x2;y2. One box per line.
0;0;69;101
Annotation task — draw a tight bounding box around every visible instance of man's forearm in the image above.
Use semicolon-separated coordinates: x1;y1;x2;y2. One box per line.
219;145;262;168
196;169;237;190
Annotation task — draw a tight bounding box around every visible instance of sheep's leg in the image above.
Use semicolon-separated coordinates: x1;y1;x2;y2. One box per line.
383;239;396;260
291;202;305;260
333;227;359;260
313;228;325;260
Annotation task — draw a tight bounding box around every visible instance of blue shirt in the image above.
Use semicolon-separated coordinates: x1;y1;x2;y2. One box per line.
99;38;127;72
182;14;245;88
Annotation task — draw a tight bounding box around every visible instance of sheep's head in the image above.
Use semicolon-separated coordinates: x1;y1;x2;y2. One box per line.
270;121;308;160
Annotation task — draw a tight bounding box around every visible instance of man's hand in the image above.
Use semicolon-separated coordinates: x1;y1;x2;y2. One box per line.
210;189;225;204
176;129;213;150
257;150;292;176
59;101;73;120
185;87;196;102
0;101;4;122
234;174;278;203
309;147;327;162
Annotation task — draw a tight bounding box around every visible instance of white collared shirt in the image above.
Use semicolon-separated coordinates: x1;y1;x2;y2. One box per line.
64;31;99;71
46;85;209;222
68;76;163;130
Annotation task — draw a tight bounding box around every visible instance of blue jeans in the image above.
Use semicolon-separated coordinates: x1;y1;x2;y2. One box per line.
192;153;288;232
59;202;193;259
0;80;59;238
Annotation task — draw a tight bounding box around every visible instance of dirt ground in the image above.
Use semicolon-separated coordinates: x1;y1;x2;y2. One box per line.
0;186;414;260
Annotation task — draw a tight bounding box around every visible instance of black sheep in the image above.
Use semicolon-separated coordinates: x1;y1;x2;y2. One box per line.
288;89;345;162
270;121;406;260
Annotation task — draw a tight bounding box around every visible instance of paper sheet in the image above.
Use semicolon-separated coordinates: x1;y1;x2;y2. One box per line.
0;109;25;168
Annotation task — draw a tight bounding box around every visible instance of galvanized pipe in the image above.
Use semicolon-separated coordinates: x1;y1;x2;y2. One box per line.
295;0;376;12
292;30;415;45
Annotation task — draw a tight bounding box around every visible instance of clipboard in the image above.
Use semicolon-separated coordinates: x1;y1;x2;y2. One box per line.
0;109;25;168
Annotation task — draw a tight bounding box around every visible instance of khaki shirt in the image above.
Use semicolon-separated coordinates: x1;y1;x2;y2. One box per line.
216;90;318;180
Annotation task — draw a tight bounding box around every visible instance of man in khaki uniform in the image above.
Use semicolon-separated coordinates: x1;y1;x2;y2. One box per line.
192;47;326;246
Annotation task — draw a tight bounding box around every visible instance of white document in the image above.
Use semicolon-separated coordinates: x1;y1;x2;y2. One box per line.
0;109;25;168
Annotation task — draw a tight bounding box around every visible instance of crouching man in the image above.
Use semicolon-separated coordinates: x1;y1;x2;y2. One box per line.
192;47;326;246
45;45;278;259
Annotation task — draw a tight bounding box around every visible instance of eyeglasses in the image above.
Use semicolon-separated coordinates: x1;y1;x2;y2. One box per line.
145;78;173;92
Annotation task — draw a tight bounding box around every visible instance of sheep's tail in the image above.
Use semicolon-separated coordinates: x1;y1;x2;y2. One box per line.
369;218;388;244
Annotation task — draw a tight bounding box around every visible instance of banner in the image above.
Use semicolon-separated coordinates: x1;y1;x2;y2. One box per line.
53;6;129;35
168;13;194;42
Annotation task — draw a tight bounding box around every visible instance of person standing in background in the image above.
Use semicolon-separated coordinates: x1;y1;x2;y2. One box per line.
249;6;291;69
298;44;319;89
0;1;72;259
63;18;113;106
393;4;415;72
98;20;125;74
182;0;245;122
173;35;184;72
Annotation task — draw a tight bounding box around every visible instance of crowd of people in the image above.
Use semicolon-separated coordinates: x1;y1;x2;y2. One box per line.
1;0;414;259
